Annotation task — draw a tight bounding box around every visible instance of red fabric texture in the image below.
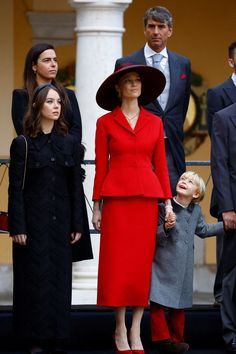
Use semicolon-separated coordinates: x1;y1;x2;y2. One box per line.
97;197;158;306
0;212;8;232
150;302;185;342
92;107;172;200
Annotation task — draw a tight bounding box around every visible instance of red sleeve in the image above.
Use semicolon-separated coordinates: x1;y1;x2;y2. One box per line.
92;118;109;200
152;121;172;198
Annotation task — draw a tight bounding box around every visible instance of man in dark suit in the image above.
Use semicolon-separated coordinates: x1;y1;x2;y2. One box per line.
211;102;236;352
115;6;191;194
207;41;236;137
207;41;236;305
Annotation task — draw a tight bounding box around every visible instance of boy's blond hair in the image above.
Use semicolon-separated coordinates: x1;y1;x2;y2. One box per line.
179;171;206;203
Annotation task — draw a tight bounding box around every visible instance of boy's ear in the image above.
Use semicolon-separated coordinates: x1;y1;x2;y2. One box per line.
193;191;200;200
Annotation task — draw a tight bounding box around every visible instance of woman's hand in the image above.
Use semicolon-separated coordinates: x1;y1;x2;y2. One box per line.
164;199;173;220
92;210;102;231
92;201;102;231
70;232;82;244
12;234;27;246
165;211;176;229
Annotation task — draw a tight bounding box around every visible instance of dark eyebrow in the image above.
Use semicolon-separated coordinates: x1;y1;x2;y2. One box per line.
42;57;57;60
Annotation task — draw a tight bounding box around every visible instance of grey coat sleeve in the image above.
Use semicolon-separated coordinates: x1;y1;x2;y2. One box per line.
195;207;224;238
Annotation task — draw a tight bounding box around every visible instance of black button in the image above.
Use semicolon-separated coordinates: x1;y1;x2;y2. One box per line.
51;157;55;162
52;196;56;201
48;139;51;144
52;216;57;221
65;161;69;166
52;177;55;182
35;162;40;167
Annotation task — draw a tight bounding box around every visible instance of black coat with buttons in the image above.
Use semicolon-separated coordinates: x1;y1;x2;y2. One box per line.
8;131;93;340
8;130;93;262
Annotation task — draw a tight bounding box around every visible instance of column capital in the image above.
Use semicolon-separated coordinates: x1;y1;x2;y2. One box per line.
69;0;132;34
69;0;132;8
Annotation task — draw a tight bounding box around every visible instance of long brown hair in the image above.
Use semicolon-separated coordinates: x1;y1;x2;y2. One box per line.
23;43;71;112
23;84;68;137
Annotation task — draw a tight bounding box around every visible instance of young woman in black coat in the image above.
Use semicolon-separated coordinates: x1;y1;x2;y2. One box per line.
12;43;82;142
8;84;93;354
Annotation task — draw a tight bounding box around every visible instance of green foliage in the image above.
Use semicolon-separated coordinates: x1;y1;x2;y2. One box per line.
57;63;75;86
191;72;203;87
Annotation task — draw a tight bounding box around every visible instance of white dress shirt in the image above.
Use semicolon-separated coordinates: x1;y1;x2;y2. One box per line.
144;43;170;111
232;73;236;86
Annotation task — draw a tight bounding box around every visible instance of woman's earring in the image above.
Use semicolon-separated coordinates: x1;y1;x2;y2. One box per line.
33;69;37;75
116;89;121;99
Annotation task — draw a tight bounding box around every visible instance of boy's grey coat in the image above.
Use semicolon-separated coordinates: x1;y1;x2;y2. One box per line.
150;200;224;309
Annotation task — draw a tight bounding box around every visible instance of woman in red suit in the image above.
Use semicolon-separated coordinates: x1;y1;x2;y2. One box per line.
92;64;172;354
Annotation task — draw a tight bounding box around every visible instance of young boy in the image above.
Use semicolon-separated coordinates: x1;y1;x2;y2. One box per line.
150;171;224;353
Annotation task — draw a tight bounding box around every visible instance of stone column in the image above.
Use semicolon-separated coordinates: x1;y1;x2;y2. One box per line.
68;0;132;304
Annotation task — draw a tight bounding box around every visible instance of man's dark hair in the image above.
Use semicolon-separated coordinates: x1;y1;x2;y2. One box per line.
228;41;236;58
143;6;173;28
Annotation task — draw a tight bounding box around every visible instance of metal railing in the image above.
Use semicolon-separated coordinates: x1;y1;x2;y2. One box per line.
0;159;211;166
0;159;211;235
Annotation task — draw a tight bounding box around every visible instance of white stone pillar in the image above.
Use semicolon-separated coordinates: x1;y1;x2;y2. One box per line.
69;0;132;304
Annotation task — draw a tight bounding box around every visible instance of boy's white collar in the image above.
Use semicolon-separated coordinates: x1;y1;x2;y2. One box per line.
173;196;189;209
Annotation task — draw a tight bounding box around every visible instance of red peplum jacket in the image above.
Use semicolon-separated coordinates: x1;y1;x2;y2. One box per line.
92;106;172;201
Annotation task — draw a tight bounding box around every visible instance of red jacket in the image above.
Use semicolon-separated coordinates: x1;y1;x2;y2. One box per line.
92;106;172;200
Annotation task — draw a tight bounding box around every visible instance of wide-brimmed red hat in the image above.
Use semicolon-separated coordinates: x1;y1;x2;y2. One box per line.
96;63;166;111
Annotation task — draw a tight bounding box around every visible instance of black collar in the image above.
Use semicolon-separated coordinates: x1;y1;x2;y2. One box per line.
29;129;65;151
172;198;195;213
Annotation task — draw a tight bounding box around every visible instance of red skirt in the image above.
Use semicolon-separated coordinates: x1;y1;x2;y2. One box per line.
97;197;158;307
